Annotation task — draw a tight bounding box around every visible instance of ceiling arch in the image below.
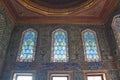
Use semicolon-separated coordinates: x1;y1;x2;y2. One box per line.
17;0;98;15
0;0;119;24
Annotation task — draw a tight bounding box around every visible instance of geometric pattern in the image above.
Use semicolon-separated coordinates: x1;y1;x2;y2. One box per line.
51;29;68;62
17;28;37;62
41;63;56;70
73;72;84;80
64;63;80;70
82;29;100;62
88;62;104;70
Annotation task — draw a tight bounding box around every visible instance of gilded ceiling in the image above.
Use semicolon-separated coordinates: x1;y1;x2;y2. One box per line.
17;0;98;15
29;0;89;9
0;0;119;24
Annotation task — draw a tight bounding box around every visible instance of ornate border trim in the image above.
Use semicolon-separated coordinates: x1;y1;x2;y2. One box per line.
17;0;99;16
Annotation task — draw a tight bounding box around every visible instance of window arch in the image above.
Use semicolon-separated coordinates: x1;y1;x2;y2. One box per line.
17;28;37;62
82;29;101;62
112;15;120;49
51;29;68;62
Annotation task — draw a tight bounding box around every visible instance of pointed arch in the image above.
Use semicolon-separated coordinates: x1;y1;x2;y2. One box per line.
112;15;120;49
82;29;101;62
17;28;37;62
51;28;69;62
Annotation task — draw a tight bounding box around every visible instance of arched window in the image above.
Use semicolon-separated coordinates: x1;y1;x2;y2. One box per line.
17;28;37;62
51;29;68;62
112;15;120;49
82;29;101;62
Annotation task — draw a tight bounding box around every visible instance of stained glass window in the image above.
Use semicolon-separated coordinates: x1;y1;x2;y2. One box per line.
82;29;100;62
112;15;120;49
51;29;68;62
17;28;37;62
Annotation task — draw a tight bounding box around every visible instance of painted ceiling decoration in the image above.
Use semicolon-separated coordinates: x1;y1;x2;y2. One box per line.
30;0;89;9
0;0;119;24
17;0;98;15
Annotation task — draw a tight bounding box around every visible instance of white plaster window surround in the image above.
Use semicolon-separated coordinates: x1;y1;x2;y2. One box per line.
85;72;106;80
49;71;72;80
11;71;36;80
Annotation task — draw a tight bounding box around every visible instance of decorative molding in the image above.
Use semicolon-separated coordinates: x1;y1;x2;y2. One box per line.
0;0;119;24
64;63;80;70
41;63;56;70
13;63;32;70
87;62;104;70
17;0;98;16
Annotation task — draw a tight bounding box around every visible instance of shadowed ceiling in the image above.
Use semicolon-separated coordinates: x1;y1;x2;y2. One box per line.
0;0;119;24
30;0;89;8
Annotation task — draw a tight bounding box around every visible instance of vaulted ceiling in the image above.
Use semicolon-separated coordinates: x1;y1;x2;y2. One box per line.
0;0;119;24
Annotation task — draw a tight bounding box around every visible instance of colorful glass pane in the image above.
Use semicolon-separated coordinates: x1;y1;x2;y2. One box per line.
52;29;68;62
18;29;37;62
83;30;100;62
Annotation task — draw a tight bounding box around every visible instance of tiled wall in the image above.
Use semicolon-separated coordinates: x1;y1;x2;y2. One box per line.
105;3;120;80
105;3;120;60
0;2;120;80
2;24;114;80
0;4;14;79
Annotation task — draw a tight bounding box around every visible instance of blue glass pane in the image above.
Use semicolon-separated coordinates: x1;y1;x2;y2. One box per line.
18;30;37;62
52;30;68;62
83;31;100;62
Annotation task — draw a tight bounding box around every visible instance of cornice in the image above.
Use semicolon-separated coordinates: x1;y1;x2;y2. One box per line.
18;0;98;16
0;0;119;25
0;0;16;24
99;0;119;24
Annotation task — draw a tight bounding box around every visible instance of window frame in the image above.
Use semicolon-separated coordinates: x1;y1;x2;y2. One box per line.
51;74;69;80
52;76;68;80
82;29;101;62
12;72;35;80
85;72;107;80
17;28;37;62
87;74;103;80
49;71;72;80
